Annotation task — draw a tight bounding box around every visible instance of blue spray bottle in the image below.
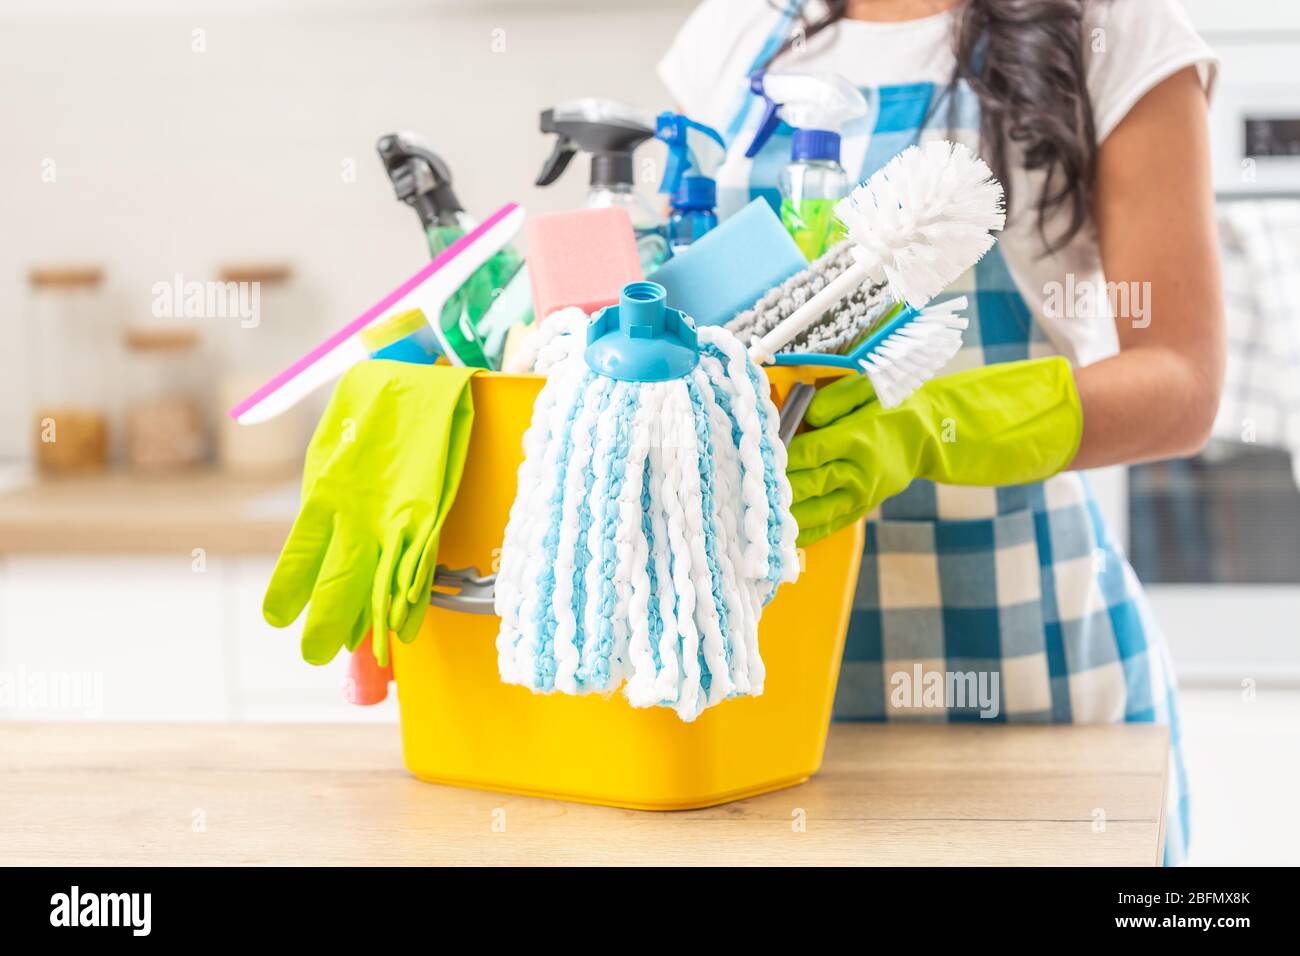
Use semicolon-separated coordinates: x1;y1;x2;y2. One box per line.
654;112;726;254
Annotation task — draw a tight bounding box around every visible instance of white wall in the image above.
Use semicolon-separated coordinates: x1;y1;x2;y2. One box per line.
3;0;1290;462
0;0;692;459
1179;0;1300;33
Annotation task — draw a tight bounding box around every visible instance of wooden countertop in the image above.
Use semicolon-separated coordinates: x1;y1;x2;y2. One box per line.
0;471;293;554
0;722;1168;866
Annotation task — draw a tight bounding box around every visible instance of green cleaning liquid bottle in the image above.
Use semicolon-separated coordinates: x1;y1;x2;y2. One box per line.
745;72;869;261
535;99;669;272
377;131;527;368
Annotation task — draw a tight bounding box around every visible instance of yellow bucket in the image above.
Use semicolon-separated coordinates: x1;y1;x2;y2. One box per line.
391;367;864;810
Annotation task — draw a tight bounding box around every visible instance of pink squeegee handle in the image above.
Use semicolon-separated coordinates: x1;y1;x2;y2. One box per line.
227;202;520;421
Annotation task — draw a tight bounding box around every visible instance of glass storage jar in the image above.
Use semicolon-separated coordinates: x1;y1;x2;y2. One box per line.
28;265;112;474
212;263;312;476
123;324;207;472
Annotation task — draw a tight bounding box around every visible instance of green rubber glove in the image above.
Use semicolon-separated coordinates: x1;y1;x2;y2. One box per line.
786;357;1083;547
263;361;476;666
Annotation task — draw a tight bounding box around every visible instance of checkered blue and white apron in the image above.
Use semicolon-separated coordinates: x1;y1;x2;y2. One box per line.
719;32;1190;865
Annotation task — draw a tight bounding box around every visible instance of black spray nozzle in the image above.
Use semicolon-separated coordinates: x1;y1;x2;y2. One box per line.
535;101;655;190
535;112;578;187
376;131;463;227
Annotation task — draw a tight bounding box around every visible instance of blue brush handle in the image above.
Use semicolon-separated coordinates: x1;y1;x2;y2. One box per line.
770;351;860;369
770;302;917;370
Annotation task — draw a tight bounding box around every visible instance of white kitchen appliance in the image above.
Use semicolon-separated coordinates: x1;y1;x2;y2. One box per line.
1130;5;1300;684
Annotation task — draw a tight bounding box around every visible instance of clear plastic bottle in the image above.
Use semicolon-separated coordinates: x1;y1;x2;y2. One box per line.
423;208;526;368
376;132;526;369
779;138;851;261
589;183;670;272
744;73;868;260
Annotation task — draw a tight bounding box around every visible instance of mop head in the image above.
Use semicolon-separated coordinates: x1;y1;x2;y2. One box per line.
494;297;801;722
510;307;588;374
727;242;894;356
834;140;1006;309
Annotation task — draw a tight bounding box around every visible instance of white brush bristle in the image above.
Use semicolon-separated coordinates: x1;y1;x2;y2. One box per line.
836;141;1006;309
861;298;970;408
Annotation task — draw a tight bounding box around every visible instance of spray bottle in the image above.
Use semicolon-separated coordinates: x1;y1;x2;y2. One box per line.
654;112;726;254
535;99;669;271
376;131;527;368
744;72;869;260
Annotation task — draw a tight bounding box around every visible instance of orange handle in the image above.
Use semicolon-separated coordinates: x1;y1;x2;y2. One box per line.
344;632;393;705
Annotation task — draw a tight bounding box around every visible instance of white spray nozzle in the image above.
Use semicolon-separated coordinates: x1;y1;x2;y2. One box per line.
745;71;869;158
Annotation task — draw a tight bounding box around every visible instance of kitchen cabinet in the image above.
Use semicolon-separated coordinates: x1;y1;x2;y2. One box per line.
0;473;396;722
230;557;397;721
0;555;228;720
0;553;394;722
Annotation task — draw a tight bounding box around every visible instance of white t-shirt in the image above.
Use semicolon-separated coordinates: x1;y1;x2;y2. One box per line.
658;0;1218;366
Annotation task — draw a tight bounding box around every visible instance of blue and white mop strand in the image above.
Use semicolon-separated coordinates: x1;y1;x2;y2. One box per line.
503;306;588;375
494;282;799;722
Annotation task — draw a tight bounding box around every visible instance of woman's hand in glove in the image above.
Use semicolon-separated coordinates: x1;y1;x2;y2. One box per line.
786;357;1085;547
786;374;921;547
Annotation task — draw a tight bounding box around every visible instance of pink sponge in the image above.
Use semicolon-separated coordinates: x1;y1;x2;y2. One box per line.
526;207;643;322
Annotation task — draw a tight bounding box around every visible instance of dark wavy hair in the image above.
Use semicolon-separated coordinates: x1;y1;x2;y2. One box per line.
765;0;1097;252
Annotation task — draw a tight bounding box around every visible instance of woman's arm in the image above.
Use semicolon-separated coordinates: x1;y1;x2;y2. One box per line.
1071;65;1225;469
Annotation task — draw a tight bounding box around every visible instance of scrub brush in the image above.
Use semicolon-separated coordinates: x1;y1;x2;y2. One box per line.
749;140;1004;443
727;242;895;357
776;295;970;403
748;140;1005;365
771;295;974;446
494;281;800;722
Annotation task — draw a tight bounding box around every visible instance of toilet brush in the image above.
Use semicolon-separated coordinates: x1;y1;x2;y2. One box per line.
728;242;895;358
748;139;1006;366
749;140;1006;442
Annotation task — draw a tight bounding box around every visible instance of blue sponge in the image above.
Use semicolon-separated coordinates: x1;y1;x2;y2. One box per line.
650;199;807;327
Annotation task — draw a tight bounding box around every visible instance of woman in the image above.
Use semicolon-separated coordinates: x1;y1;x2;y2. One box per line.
660;0;1223;864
